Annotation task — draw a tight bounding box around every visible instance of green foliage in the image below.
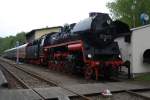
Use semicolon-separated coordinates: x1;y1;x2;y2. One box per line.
107;0;150;27
0;32;26;54
134;73;150;81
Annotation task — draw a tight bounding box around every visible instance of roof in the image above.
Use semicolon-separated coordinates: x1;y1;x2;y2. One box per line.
131;24;150;31
4;43;28;52
26;26;62;36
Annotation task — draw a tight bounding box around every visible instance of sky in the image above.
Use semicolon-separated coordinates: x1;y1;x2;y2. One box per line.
0;0;110;37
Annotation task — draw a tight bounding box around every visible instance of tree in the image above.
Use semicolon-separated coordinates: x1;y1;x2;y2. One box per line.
107;0;150;28
15;32;26;45
0;32;26;54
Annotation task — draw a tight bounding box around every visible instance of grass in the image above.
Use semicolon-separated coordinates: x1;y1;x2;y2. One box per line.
134;73;150;81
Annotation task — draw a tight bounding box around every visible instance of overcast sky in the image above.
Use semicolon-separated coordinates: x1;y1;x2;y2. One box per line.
0;0;110;37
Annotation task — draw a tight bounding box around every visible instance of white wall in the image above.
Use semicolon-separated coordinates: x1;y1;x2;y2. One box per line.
132;26;150;73
115;37;132;73
115;38;131;62
115;25;150;74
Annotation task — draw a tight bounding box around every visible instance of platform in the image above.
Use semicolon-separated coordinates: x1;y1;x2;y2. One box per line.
0;82;150;100
0;89;42;100
35;82;150;99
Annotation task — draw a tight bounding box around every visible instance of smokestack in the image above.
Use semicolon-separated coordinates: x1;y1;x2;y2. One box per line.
89;12;108;17
89;12;98;17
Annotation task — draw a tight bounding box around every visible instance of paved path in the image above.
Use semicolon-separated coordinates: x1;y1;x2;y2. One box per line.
1;82;150;100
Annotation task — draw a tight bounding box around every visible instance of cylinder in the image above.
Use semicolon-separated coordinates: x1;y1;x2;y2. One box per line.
68;43;82;51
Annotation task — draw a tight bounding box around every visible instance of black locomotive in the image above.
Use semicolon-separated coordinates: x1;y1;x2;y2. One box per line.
4;12;131;80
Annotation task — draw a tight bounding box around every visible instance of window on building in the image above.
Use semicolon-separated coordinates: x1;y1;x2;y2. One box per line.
143;49;150;64
124;35;131;43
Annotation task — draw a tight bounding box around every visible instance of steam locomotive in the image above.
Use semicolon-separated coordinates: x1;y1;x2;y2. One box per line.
4;13;131;80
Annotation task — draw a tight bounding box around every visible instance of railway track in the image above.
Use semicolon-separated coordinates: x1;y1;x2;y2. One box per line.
125;89;150;100
1;58;150;100
0;64;23;89
71;90;150;100
0;61;56;88
0;58;92;100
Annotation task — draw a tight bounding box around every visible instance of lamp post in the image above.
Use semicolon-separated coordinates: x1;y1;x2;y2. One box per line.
16;41;19;64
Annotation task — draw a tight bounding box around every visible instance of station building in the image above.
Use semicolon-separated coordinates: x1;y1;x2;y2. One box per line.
26;26;62;42
115;25;150;76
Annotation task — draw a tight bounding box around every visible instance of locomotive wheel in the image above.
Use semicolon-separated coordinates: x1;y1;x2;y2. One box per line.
59;61;65;72
92;68;99;80
103;66;111;79
40;58;43;65
84;67;93;80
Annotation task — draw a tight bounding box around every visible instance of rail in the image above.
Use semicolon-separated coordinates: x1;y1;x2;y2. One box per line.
0;58;92;100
